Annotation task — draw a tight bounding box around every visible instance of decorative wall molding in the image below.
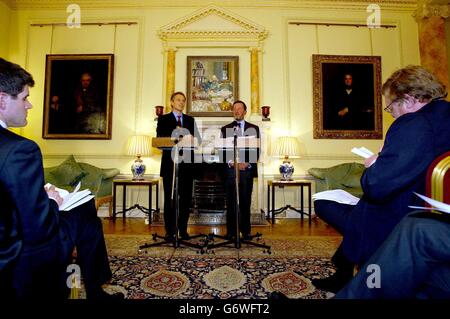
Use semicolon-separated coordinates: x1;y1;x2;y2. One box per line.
8;0;418;10
158;4;268;44
42;153;361;161
414;2;450;19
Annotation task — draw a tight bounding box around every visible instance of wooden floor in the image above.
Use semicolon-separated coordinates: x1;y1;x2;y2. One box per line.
102;217;340;238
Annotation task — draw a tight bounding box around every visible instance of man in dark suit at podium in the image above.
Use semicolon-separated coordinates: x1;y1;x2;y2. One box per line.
156;91;200;240
221;100;260;240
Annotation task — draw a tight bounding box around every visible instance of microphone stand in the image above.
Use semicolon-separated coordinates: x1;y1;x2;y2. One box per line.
204;126;271;254
139;136;208;253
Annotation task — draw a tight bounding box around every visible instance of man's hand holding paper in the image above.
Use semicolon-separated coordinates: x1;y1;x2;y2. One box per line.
45;184;63;206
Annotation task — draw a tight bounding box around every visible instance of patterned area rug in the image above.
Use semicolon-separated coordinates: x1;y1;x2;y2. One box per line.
108;255;335;299
102;234;340;299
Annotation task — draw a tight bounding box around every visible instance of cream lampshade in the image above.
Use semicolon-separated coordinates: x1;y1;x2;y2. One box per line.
272;136;301;180
127;135;151;180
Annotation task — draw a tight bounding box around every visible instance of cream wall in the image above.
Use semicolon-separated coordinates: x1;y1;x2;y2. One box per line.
2;3;420;178
0;1;11;57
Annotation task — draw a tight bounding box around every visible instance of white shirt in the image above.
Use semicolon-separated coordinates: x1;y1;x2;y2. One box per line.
172;111;183;126
236;120;244;136
0;119;7;129
228;120;251;169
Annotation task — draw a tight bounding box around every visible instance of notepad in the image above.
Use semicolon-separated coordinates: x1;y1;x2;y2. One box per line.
45;182;94;211
312;189;360;205
408;192;450;214
351;147;374;159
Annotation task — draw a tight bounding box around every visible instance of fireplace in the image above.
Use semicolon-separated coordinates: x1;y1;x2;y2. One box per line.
190;162;227;225
185;119;268;226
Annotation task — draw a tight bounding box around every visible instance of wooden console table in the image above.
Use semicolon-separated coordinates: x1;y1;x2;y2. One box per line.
112;178;159;222
267;180;312;225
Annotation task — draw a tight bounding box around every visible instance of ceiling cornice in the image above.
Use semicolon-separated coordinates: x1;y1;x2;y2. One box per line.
8;0;418;11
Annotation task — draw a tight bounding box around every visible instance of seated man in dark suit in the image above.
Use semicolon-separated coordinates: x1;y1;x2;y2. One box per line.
0;58;122;300
335;213;450;298
220;100;259;240
312;65;450;293
156;91;200;240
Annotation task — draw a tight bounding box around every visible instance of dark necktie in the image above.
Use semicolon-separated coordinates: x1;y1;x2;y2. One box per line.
177;115;182;127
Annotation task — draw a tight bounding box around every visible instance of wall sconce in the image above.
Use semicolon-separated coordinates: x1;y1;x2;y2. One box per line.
155;105;164;121
261;106;271;121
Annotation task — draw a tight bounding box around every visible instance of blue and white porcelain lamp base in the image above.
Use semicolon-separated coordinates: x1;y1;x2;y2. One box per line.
279;159;294;181
131;156;146;180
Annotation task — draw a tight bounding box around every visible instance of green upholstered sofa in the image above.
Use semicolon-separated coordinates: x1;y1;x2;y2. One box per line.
44;155;120;212
308;162;365;198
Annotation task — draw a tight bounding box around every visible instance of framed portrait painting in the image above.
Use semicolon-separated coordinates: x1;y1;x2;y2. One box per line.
186;56;239;117
43;54;114;139
312;54;382;139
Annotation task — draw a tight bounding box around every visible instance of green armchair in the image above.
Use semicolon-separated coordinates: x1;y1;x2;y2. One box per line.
308;162;365;198
44;155;120;213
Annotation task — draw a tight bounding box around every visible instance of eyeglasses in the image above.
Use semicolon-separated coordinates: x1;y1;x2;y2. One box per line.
384;98;403;113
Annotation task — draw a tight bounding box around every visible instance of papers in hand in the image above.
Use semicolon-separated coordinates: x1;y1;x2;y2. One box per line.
351;147;374;159
312;189;360;205
408;192;450;214
45;182;94;211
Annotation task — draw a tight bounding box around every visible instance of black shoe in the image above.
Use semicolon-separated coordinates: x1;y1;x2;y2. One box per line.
242;234;252;240
311;272;352;293
164;233;175;241
269;291;289;300
179;232;190;240
225;234;236;240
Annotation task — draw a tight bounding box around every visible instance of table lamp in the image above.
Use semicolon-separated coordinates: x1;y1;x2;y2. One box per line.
272;136;301;180
127;135;151;180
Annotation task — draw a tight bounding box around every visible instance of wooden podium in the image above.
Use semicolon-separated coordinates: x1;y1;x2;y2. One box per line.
152;136;199;149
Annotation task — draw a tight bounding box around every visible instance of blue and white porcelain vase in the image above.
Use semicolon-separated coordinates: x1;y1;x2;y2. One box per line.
279;160;294;180
131;156;146;180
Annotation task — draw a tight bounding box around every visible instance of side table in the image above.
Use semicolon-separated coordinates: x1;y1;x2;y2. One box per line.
112;178;159;222
267;180;312;225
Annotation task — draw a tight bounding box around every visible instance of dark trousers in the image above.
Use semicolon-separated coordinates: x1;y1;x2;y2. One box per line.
314;200;355;271
225;168;253;236
11;199;112;299
60;199;112;297
162;164;193;236
336;213;450;299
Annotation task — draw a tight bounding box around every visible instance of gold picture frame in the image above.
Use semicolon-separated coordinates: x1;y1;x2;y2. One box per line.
186;56;239;117
43;54;114;139
312;54;382;139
